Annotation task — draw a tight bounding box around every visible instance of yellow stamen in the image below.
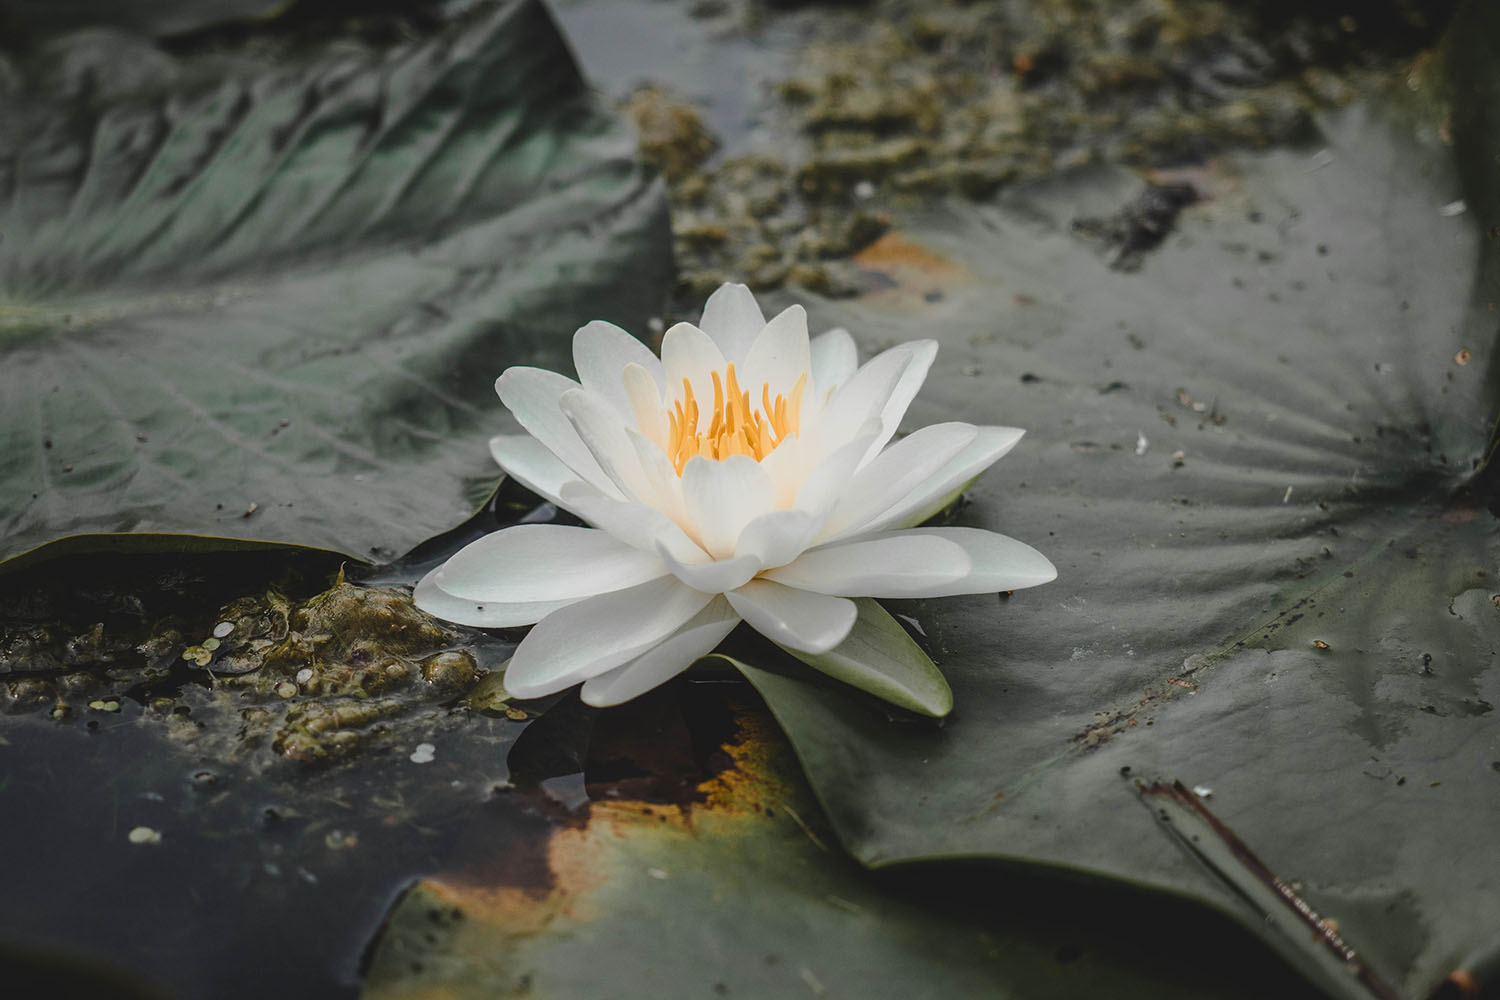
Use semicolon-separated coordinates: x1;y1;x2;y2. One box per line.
665;363;808;473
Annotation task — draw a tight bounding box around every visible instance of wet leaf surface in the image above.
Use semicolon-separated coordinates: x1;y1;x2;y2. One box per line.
728;17;1500;997
0;0;672;566
362;684;1327;1000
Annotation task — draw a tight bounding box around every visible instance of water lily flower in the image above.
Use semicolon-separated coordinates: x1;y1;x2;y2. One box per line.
415;283;1055;712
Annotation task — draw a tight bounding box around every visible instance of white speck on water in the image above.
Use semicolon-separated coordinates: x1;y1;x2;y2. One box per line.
1282;486;1294;504
1307;149;1334;171
127;826;162;845
647;868;670;880
295;668;314;685
410;742;436;764
1192;785;1213;799
212;621;234;638
1135;431;1149;456
1440;199;1467;217
853;180;876;200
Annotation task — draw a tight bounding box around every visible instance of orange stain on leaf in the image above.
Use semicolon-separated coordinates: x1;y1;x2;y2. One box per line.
852;231;970;306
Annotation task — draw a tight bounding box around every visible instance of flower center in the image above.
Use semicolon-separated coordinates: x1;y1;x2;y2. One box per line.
666;363;807;473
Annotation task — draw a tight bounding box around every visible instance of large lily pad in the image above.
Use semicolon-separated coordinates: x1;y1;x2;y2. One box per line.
0;0;671;565
362;686;1326;1000
730;15;1500;999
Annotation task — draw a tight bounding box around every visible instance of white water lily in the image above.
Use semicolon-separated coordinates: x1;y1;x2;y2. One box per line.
415;283;1055;711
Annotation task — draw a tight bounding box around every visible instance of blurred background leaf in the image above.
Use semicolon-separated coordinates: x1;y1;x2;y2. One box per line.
0;0;673;566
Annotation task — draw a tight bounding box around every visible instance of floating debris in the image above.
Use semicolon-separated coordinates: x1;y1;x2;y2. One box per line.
410;742;436;764
1073;182;1199;271
127;826;162;845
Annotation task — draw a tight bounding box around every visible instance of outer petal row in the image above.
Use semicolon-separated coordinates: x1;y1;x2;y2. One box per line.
580;598;740;706
503;577;715;698
430;524;665;603
413;569;576;628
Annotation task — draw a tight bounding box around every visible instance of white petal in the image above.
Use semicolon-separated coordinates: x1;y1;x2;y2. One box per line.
794;421;881;516
580;597;741;706
428;525;666;603
489;434;580;508
658;543;761;593
809;327;857;397
858;426;1026;533
819;422;977;541
622;362;668;446
624;427;686;521
763;533;970;597
559;387;655;503
572;320;664;420
414;567;575;628
870;339;937;460
880;527;1056;595
757;431;819;509
557;481;708;564
661;321;728;407
698;282;766;363
727;579;856;654
681;454;774;560
740;304;812;402
814;343;922;456
503;577;714;698
735;508;820;570
496;367;621;499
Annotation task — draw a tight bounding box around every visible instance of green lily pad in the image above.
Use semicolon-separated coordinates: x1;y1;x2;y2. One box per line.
731;13;1500;999
0;0;672;567
362;686;1326;1000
